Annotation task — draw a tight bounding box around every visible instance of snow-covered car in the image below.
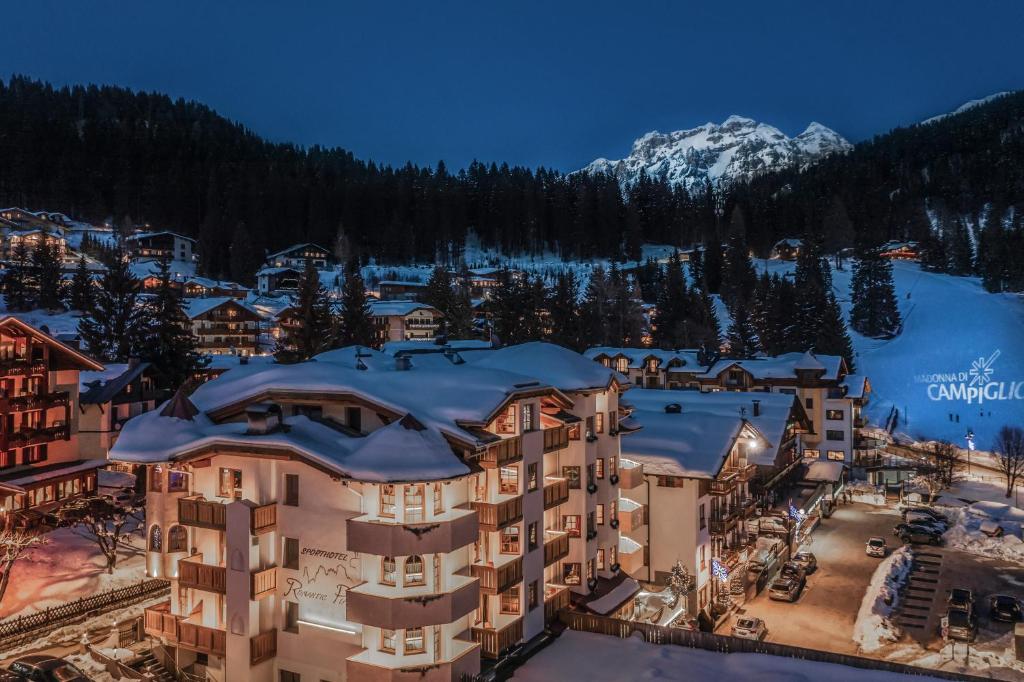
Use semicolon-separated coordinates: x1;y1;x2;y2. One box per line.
792;551;817;573
779;561;806;582
947;588;975;614
866;537;887;557
8;655;89;682
904;510;949;529
989;595;1023;622
731;616;767;640
768;576;804;602
979;520;1004;537
902;507;949;524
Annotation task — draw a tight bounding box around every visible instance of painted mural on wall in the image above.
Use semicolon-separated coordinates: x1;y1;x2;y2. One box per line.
285;545;362;626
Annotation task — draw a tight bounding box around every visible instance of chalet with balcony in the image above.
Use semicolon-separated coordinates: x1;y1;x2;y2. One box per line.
183;277;249;300
378;280;428;302
266;243;332;270
369;301;443;343
255;267;302;296
771;237;803;260
78;359;170;460
111;341;624;682
585;347;706;389
185;298;262;357
125;231;196;262
0;317;105;523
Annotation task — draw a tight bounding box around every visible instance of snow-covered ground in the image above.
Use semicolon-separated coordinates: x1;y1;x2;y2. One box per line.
853;546;913;653
514;630;948;682
0;519;146;620
759;259;1024;451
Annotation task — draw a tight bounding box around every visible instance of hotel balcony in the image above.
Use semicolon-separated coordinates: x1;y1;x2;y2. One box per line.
707;509;739;536
346;575;478;630
471;495;523;533
472;616;523;659
617;459;644;489
346;639;479;682
720;463;758;482
144;602;226;658
618;498;646;533
0;358;47;377
472;553;523;594
143;601;179;641
250;629;277;665
542;425;569;453
250;502;277;535
478;435;522;469
707;478;737;496
178;554;226;594
2;390;70;412
618;536;645;575
347;507;477;556
544;584;570;622
543;530;569;567
178;496;227;531
250;565;277;600
542;477;569;510
3;424;69;450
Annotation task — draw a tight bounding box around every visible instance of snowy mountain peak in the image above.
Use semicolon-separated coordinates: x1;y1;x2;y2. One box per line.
582;115;851;189
921;92;1012;125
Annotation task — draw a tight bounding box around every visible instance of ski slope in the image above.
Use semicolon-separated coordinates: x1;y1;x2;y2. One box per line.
762;259;1024;450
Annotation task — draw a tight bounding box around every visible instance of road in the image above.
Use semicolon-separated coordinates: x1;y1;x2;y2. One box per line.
726;501;901;654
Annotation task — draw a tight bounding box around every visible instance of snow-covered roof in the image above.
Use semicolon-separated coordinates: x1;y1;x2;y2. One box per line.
369;300;440;317
378;280;427;287
803;459;845;483
841;374;868;400
620;389;797;476
381;339;493;356
79;362;155;405
471;342;625;392
205;354;278;371
700;352;844;382
256;266;302;277
584;576;640;615
773;237;803;249
184;297;259;319
267;243;331;260
584;347;704;371
185;276;246;290
125;230;196;243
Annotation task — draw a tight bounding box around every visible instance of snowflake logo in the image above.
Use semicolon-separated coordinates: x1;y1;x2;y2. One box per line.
969;350;1000;387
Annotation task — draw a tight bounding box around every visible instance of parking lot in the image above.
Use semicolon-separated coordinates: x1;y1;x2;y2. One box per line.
724;501;1024;659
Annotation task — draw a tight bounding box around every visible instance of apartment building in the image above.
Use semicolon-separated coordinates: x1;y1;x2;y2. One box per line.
185;298;263;357
585;347;705;389
0;317;105;522
110;341;623;682
369;301;443;343
616;389;807;622
696;352;869;464
126;231;196;262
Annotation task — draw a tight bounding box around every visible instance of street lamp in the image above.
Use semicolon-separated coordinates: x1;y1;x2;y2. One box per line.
965;429;975;475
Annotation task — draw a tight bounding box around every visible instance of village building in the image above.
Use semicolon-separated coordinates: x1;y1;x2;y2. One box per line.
110;341;624;682
185;298;263;357
0;317;106;524
369;301;443;343
183;277;250;299
266;243;332;270
256;267;302;296
584;347;706;389
695;352;868;464
378;280;428;302
77;359;171;461
125;231;196;263
771;237;803;260
878;240;920;260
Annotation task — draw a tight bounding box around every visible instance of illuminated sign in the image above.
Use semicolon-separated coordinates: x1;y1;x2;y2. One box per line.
916;350;1024;405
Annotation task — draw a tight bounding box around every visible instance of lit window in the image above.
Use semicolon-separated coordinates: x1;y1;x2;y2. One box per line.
380;484;396;517
404;627;425;654
380;628;396;653
527;463;538;492
432;483;443;515
381;557;396;585
563;515;581;538
596;413;604;434
596;504;605;525
500;526;520;554
404;484;424;523
499;466;518;495
404;556;425;586
597;549;606;570
501;585;521;614
521;403;535;432
596;458;605;479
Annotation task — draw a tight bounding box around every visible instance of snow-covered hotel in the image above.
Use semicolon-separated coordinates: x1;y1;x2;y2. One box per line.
112;342;625;682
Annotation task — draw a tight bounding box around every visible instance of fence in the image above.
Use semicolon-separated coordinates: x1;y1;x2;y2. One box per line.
0;578;170;650
558;610;992;682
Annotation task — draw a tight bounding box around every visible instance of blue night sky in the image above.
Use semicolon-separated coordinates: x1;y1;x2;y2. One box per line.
4;1;1022;171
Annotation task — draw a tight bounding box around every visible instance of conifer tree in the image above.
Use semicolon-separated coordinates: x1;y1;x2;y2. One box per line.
67;255;95;313
948;219;975;275
338;257;376;348
652;252;689;348
145;258;207;388
815;292;856;371
580;266;611;347
275;259;336;363
849;244;901;338
687;248;704;289
423;266;473;339
607;270;645;346
721;233;757;312
547;271;583;350
725;302;759;358
4;242;35;312
702;237;724;294
793;235;832;346
78;251;150;362
32;239;63;311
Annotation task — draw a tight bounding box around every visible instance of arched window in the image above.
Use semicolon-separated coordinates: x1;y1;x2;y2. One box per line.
167;525;187;553
404;555;424;586
149;524;162;552
381;556;396;586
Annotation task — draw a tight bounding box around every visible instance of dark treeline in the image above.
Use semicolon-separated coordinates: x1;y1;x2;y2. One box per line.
0;76;714;283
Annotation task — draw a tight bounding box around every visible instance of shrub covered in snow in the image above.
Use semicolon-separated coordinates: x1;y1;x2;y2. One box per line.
943;502;1024;562
854;546;913;653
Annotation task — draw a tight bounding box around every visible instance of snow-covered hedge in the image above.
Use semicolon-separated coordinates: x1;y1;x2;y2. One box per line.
853;546;913;653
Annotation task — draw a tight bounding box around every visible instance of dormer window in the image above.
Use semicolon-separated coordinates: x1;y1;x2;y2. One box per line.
616;358;629;373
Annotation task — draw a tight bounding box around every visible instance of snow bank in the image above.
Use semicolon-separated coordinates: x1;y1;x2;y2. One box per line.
943;503;1024;562
853;546;913;653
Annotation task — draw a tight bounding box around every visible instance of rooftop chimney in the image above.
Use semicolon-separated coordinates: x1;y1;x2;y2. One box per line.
664;403;682;414
246;403;282;435
752;399;761;417
395;355;413;371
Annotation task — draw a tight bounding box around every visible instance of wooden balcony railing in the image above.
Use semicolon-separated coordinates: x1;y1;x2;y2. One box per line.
720;463;757;482
250;566;277;600
250;629;277;665
250;502;277;535
472;556;523;595
5;390;70;412
178;555;226;594
707;479;737;496
543;532;569;567
178;496;227;531
178;620;226;657
542;477;569;510
6;424;69;449
472;495;523;532
143;602;179;641
0;358;47;377
473;617;523;659
544;586;570;622
542;425;569;453
479;435;522;469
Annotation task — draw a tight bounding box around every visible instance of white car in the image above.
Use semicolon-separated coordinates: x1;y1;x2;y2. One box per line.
731;616;767;641
866;536;887;557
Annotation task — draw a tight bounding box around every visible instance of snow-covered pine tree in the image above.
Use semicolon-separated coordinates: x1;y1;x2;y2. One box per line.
687;247;704;289
793;235;831;346
702;236;724;294
547;271;582;350
66;255;95;313
32;238;64;311
948;219;975;275
145;258;208;388
725;302;760;358
275;259;336;363
816;292;856;372
849;244;901;338
652;252;688;348
78;251;150;362
580;266;611;347
337;257;376;348
721;233;757;312
4;242;35;312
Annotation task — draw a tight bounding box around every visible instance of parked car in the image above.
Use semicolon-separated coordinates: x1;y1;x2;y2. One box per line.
904;510;949;528
897;525;944;545
979;520;1004;537
768;576;804;602
894;520;946;536
989;595;1023;622
0;670;26;681
757;515;790;536
943;607;978;642
731;616;767;640
780;561;807;582
902;507;949;524
792;551;817;573
102;486;136;507
866;536;887;557
948;588;975;614
8;656;90;682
